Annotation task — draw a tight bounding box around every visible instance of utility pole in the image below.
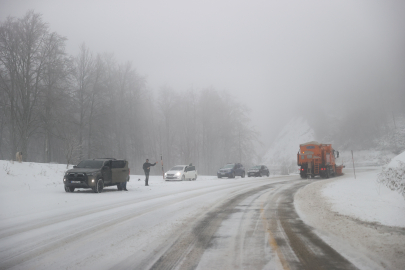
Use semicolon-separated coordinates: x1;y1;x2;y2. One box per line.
161;154;164;179
351;150;356;179
239;127;242;163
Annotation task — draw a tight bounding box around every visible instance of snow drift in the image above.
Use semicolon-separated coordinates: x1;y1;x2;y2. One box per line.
377;151;405;199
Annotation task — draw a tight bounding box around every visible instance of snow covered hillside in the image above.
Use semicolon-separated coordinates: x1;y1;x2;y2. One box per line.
262;115;404;174
263;116;314;174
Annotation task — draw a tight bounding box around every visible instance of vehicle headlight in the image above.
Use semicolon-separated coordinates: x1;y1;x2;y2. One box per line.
175;172;181;176
164;173;167;177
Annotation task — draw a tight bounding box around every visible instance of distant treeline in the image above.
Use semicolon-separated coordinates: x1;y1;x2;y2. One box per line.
0;11;257;174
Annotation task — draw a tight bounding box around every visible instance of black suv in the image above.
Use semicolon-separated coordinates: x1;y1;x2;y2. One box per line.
63;158;130;193
247;165;270;177
217;163;245;178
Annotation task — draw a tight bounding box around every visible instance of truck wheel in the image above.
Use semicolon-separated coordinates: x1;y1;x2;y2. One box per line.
326;168;330;179
93;178;104;193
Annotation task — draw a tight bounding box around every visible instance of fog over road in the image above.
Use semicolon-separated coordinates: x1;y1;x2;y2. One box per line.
1;173;365;270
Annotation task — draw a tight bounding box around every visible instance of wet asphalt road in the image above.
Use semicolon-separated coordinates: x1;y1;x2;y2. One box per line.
148;177;358;270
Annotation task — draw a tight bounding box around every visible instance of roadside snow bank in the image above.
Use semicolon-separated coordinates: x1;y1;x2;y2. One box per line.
323;168;405;228
295;168;405;270
377;150;405;199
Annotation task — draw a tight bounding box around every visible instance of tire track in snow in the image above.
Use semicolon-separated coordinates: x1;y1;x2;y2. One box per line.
0;178;280;239
0;177;288;269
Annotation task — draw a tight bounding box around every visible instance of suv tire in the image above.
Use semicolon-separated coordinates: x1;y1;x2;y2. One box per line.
182;175;185;181
65;186;75;192
241;172;245;178
93;178;104;193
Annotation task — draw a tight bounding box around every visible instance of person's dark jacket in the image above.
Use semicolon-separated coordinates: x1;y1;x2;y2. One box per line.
143;162;156;173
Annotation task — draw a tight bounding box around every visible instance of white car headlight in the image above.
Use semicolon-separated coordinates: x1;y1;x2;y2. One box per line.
175;172;181;176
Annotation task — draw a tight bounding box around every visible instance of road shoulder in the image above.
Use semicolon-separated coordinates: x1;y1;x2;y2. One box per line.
294;179;405;270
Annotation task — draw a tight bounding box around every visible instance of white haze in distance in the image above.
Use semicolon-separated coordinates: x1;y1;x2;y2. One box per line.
0;0;404;145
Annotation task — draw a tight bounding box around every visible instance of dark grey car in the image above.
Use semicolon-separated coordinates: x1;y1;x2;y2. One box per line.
63;158;130;193
217;163;245;178
247;165;270;177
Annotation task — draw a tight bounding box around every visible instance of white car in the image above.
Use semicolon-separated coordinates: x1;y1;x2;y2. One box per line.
164;164;197;181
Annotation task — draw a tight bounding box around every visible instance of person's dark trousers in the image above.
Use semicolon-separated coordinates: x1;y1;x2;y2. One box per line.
145;172;149;186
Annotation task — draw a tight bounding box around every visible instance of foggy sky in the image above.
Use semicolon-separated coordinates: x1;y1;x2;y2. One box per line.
1;0;404;146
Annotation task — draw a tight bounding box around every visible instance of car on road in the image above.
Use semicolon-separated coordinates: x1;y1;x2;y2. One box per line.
164;164;197;181
247;165;270;177
217;163;245;178
63;158;130;193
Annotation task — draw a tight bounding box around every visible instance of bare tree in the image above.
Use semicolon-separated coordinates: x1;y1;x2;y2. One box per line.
39;32;70;162
63;132;80;168
72;43;95;160
0;11;67;161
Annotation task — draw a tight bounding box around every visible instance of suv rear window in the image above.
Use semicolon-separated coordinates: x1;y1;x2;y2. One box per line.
76;160;104;169
112;160;126;168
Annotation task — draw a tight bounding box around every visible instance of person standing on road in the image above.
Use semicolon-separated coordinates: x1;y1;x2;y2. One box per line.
120;177;129;191
143;159;157;186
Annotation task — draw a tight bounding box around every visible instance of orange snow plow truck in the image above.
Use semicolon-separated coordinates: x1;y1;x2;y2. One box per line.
297;141;344;179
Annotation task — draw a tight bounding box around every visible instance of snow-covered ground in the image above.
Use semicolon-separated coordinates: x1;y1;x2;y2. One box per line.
320;167;405;228
294;152;405;269
1;153;404;269
0;160;218;221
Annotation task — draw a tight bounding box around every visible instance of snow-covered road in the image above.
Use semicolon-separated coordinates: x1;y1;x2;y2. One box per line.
1;160;404;269
1;174;356;270
1;168;298;269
